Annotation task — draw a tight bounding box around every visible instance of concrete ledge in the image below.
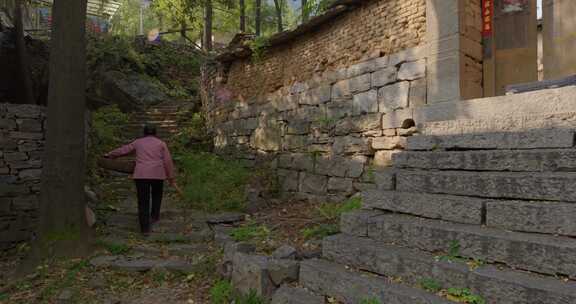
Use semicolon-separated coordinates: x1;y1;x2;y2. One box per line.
340;212;576;278
323;234;576;304
300;259;453;303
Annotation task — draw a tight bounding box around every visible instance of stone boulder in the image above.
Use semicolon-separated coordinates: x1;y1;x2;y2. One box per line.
98;71;168;112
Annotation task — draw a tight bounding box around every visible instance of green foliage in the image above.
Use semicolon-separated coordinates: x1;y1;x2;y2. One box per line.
210;280;234;304
178;152;250;212
249;36;271;62
301;223;339;240
236;290;266;304
38;260;88;301
446;288;485;304
302;0;334;18
419;278;442;293
436;240;463;262
171;113;211;159
88;105;130;181
360;298;381;304
230;221;271;242
316;196;362;221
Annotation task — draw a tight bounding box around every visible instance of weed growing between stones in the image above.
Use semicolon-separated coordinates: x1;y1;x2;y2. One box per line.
230;221;271;242
360;298;382;304
96;239;131;255
249;36;271;63
435;240;463;262
445;287;485;304
300;197;363;240
419;278;442;293
209;280;266;304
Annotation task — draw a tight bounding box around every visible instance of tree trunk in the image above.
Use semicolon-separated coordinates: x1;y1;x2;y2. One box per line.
239;0;246;32
203;0;213;50
34;0;92;259
273;0;283;32
255;0;262;36
302;0;309;23
15;0;35;105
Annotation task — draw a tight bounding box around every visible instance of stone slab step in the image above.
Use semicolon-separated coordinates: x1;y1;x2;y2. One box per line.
323;234;576;304
299;259;454;304
341;211;576;278
89;255;199;273
406;129;574;151
271;285;324;304
393;149;576;172
148;231;212;243
362;190;484;224
396;169;576;202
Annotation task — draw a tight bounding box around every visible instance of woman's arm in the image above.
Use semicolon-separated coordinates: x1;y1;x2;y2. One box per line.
105;142;135;159
162;143;175;181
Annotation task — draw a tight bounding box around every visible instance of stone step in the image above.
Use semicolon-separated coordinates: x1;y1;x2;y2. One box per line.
323;234;576;304
341;211;576;278
396;169;576;202
89;255;200;273
406;129;574;151
362;190;484;224
271;285;324;304
299;259;454;304
393;149;576;172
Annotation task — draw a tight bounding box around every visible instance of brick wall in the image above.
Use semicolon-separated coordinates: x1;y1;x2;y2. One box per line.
224;0;426;100
0;103;45;250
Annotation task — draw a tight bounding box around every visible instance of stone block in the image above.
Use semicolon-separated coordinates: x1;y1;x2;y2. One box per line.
0;198;12;214
272;245;297;260
8;160;42;170
315;156;348;177
381;108;413;129
284;135;309;151
0;184;29;196
373;169;395;190
346;58;388;79
486;200;576;236
0;119;16;130
348;74;372;94
300;86;331;105
271;286;324;304
18;142;39;152
267;259;300;286
353;182;377;192
371;68;397;88
332;74;371;101
9;132;43;140
325;100;353;120
363;190;484;224
388;46;427;66
335;114;382;136
6;104;43;118
19;169;42;181
378;81;410;113
12;196;38;211
251;125;282;152
393;149;576;172
324;234;576;304
397;170;576;202
406;129;575;151
426;53;461;104
278;169;299;192
352;90;378;116
16;119;42;132
285;120;309;135
397;60;426;81
373;150;398;168
409;78;427;107
299;173;328;195
333;136;372;155
292;153;315;172
347;155;367;178
328;177;354;194
371;136;407;150
231;253;277;299
299;259;452;304
4;152;27;162
342;212;576;279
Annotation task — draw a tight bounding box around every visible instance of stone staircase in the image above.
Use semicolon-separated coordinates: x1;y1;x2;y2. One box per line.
295;88;576;303
124;103;192;140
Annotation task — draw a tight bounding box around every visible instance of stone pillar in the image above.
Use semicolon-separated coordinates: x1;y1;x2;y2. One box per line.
426;0;483;104
543;0;576;80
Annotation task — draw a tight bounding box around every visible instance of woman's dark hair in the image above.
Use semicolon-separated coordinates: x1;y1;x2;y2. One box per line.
143;124;157;136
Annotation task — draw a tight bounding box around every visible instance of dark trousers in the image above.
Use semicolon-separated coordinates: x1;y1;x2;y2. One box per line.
134;179;164;233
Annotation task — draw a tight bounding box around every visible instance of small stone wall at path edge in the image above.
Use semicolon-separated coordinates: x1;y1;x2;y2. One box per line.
206;46;427;202
0;103;45;250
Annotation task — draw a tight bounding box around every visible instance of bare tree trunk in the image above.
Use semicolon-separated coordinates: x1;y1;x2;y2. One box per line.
239;0;246;32
203;0;213;50
34;0;92;259
255;0;262;36
15;0;35;104
302;0;309;23
273;0;283;32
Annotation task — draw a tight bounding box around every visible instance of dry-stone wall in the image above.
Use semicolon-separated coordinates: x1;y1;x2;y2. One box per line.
207;46;427;202
0;103;45;250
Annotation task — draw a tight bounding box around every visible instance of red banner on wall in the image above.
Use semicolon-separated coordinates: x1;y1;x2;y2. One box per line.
482;0;494;36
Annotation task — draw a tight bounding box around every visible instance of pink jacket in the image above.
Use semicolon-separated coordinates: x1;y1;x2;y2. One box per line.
106;136;175;180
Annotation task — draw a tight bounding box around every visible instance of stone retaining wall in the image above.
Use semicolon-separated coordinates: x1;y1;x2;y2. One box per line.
0;103;45;250
206;46;427;202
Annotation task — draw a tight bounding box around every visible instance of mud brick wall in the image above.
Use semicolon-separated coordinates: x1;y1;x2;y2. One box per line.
205;46;427;202
0;103;45;250
225;0;426;100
